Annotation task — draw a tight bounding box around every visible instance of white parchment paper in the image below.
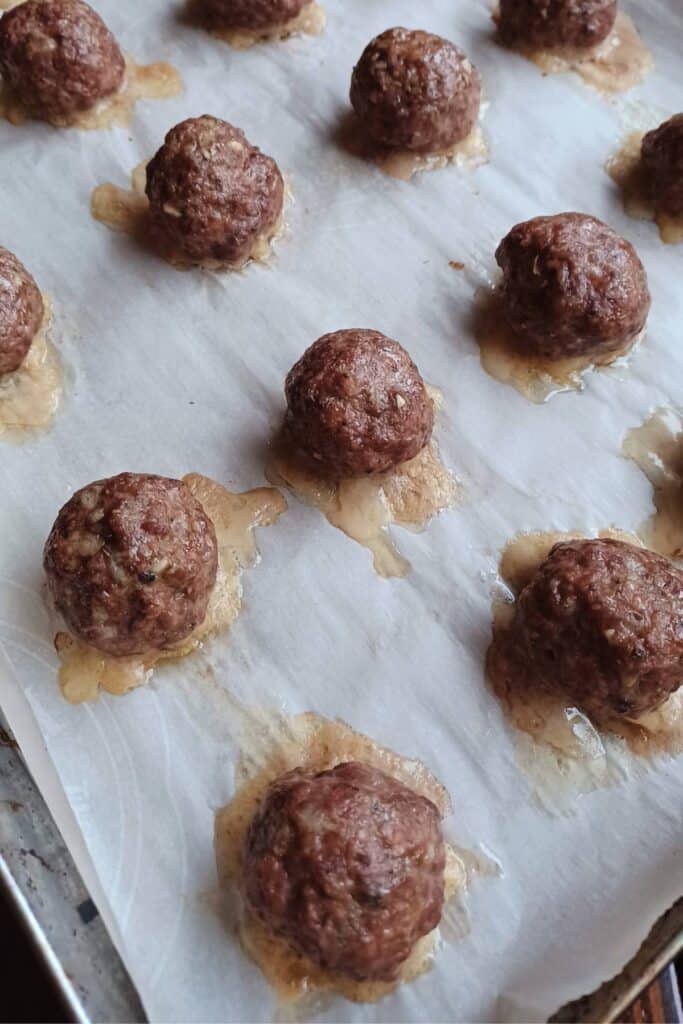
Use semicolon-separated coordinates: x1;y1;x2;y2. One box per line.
0;0;682;1020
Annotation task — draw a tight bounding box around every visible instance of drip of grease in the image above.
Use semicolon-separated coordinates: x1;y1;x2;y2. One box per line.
607;132;683;245
495;11;652;94
623;408;683;558
213;708;495;1007
0;57;181;130
474;288;642;404
267;389;460;579
487;529;683;810
54;475;287;704
186;0;325;49
0;297;62;440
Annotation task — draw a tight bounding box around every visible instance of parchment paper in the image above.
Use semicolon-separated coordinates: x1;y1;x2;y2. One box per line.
0;0;681;1020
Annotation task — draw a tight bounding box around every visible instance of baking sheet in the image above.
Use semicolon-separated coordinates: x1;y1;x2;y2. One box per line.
0;0;681;1020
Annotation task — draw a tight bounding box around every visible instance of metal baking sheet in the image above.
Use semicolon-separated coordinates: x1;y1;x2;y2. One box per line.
0;0;681;1021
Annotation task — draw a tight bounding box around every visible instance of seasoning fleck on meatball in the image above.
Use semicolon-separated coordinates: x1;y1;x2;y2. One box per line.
350;28;481;153
44;473;218;657
145;116;284;266
641;114;683;220
510;539;683;719
0;247;44;375
244;761;446;982
198;0;308;29
285;329;434;478
497;0;617;51
0;0;125;121
495;213;650;360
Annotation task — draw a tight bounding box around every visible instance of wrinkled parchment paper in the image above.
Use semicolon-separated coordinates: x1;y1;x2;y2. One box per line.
0;0;681;1020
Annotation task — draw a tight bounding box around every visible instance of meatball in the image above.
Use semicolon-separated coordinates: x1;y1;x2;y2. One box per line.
0;0;125;121
495;213;650;360
497;0;617;51
511;539;683;719
198;0;308;29
44;473;218;657
0;247;44;375
244;761;445;981
350;28;481;153
641;114;683;220
285;329;434;478
145;116;284;266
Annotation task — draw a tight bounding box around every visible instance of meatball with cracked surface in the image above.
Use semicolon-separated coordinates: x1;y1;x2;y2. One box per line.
495;213;650;360
350;28;481;153
198;0;308;29
0;0;125;121
641;114;683;220
497;0;617;50
145;115;284;266
510;538;683;719
244;761;446;982
44;473;218;657
285;329;434;478
0;247;44;375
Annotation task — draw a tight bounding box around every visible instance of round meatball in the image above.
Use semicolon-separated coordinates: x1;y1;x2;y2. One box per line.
495;213;650;360
0;0;125;121
497;0;617;50
350;28;481;153
285;329;434;478
641;114;683;220
44;473;218;657
0;247;43;375
511;539;683;719
198;0;308;29
244;761;445;982
145;116;284;266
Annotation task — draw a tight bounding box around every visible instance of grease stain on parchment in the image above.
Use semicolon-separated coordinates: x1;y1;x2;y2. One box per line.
0;297;62;441
623;408;683;558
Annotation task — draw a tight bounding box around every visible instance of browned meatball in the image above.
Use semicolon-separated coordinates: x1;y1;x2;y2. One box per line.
0;247;44;375
495;213;650;360
0;0;125;121
244;761;445;981
641;114;683;220
285;329;434;478
44;473;218;657
511;539;683;719
350;28;481;153
497;0;617;50
198;0;308;29
145;116;284;266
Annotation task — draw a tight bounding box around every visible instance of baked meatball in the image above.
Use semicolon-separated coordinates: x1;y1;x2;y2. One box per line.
495;213;650;360
198;0;308;29
0;247;44;375
641;114;683;220
497;0;617;50
145;116;284;266
511;539;683;719
44;473;218;657
244;761;445;981
350;28;481;153
285;329;434;478
0;0;125;121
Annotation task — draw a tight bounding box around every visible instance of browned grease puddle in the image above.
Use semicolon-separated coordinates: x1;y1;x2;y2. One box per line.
267;391;460;578
54;474;287;704
0;57;181;130
474;288;641;403
607;131;683;245
187;0;325;48
0;298;62;440
495;12;652;94
487;529;683;808
339;114;488;182
214;709;496;1007
91;162;287;271
623;408;683;558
